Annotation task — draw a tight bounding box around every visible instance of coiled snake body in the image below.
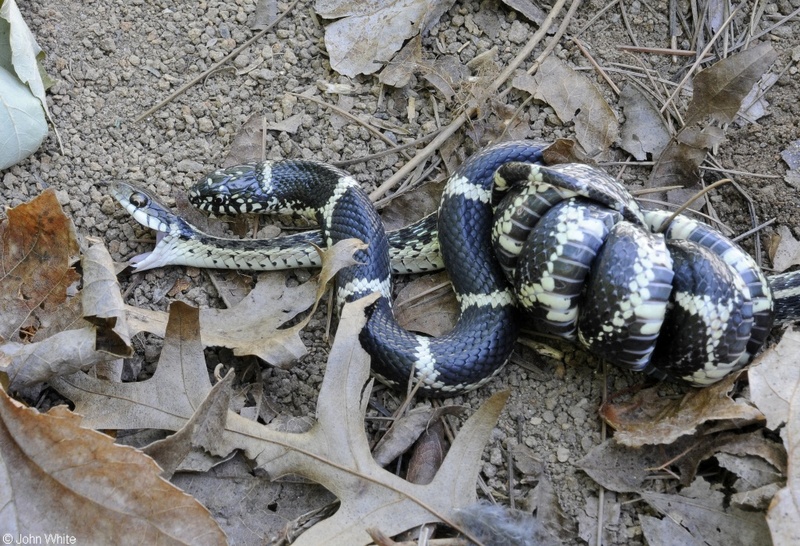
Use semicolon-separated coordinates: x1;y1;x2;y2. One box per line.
112;141;800;395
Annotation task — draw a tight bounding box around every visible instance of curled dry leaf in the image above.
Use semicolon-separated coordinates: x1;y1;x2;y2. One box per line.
371;404;464;468
125;272;317;368
768;225;800;273
394;272;459;337
315;0;456;77
1;327;109;390
0;189;79;342
0;385;226;545
641;478;770;546
600;373;763;447
81;237;132;356
512;56;619;158
619;83;670;161
748;327;800;544
684;43;778;127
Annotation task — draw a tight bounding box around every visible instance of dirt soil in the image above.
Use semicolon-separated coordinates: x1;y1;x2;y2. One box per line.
6;0;800;544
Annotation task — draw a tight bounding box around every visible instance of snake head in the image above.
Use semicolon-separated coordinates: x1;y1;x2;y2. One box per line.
188;163;266;215
109;181;197;271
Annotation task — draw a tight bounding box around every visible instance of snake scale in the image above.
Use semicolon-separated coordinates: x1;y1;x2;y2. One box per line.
112;140;800;396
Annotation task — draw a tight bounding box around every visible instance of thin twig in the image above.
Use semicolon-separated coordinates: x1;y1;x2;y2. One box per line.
654;178;732;234
291;92;413;160
134;0;301;122
573;37;621;95
731;217;776;243
368;0;576;201
334;130;443;168
617;45;698;56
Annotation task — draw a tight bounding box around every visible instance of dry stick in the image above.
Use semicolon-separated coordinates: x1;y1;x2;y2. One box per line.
617;45;699;56
573;37;621;95
368;0;576;202
575;0;620;37
335;130;444;168
653;178;732;234
134;0;301;122
731;218;775;244
619;0;639;48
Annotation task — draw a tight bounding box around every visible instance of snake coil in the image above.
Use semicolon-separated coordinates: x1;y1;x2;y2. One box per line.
112;141;800;396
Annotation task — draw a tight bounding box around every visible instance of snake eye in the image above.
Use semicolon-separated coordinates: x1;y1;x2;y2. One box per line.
129;192;149;208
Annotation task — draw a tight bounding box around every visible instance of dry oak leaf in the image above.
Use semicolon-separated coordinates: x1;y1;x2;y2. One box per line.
0;188;79;342
1;239;132;389
749;327;800;544
640;478;770;546
124;272;316;368
0;386;226;545
768;225;800;273
684;42;778;127
600;372;763;447
315;0;456;77
512;56;619;158
53;297;508;545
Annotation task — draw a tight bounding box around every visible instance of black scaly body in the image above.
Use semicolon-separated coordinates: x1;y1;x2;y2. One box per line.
112;140;800;395
189;141;549;395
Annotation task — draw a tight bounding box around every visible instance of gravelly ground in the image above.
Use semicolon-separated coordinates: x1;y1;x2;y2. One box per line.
6;0;800;544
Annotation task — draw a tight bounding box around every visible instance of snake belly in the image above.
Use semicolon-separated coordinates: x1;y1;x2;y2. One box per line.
187;141;549;394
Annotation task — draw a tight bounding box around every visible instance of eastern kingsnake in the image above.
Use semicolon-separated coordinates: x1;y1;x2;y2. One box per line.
111;140;800;395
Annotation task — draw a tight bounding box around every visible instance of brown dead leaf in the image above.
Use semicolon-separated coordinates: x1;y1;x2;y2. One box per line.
641;478;770;546
394;272;458;337
53;295;509;545
513;56;619;158
143;369;235;479
768;225;800;272
749;327;800;436
372;404;464;467
406;419;446;485
0;385;226;545
646;125;725;203
1;238;131;389
315;0;457;77
685;43;778;127
540;138;585;165
81;237;132;356
125;272;316;368
749;327;800;543
600;373;763;447
224;112;266;166
619;83;671;161
378;34;422;88
0;189;80;342
380;181;443;233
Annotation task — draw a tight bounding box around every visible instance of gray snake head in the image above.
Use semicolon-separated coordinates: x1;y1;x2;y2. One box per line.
110;181;196;272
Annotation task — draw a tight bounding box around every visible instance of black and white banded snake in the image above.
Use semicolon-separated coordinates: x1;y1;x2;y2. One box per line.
111;140;800;396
